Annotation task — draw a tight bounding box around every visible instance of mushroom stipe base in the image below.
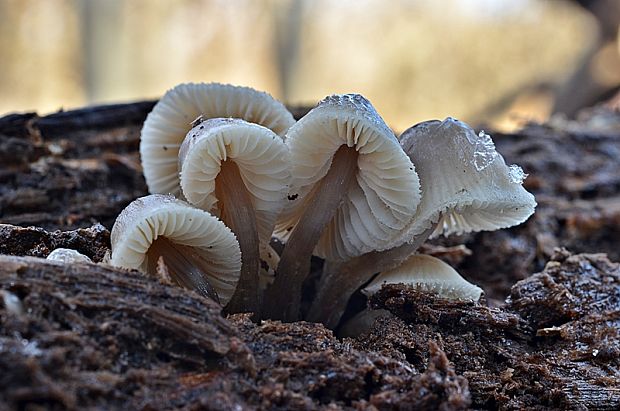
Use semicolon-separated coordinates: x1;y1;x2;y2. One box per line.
307;225;437;328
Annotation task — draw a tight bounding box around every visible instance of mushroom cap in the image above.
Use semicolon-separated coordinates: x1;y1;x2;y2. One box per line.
391;117;536;246
140;82;295;197
46;248;92;264
275;94;421;261
110;194;241;304
362;253;483;302
178;118;290;245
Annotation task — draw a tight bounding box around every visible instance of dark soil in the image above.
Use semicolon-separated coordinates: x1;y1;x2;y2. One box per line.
1;102;619;409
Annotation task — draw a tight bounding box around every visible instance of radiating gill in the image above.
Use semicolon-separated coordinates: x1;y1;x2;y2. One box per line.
146;237;220;303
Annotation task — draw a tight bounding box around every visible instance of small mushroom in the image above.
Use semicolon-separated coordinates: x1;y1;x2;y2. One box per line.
46;248;92;264
344;258;482;338
395;118;537;242
362;254;483;302
339;254;482;338
110;194;241;305
308;117;535;328
178;118;290;313
140;82;295;198
264;94;421;321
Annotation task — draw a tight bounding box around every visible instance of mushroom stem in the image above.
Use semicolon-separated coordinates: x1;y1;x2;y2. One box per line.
263;145;359;321
147;237;220;303
215;160;260;314
306;225;436;329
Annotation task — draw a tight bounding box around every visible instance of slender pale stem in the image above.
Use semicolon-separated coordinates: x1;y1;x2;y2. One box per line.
147;237;220;303
262;146;359;321
306;225;437;329
216;161;260;314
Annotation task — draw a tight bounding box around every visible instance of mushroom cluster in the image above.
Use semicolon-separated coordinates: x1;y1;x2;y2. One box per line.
109;82;536;328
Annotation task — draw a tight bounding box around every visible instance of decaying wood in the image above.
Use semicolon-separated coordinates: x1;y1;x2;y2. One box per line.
1;248;618;409
0;255;470;410
0;224;110;262
0;101;157;138
363;250;620;410
0;255;240;410
1;101;619;409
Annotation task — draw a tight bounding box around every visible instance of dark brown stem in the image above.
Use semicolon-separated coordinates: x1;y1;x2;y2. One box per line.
216;161;260;314
147;237;221;303
306;225;436;329
262;146;359;321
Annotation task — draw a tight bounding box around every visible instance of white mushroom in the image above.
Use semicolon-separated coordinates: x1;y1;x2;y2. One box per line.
308;117;535;328
140;82;295;198
340;254;482;338
46;248;92;264
178;118;290;313
394;117;537;244
110;194;241;305
362;254;483;302
264;94;420;321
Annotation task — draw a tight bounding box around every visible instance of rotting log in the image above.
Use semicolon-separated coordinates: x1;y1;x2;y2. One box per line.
362;250;620;410
1;101;620;409
0;255;469;410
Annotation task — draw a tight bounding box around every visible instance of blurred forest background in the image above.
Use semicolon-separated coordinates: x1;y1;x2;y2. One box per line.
0;0;619;132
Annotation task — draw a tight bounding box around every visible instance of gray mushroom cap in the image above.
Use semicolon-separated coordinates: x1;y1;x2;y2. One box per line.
140;82;295;198
389;117;537;247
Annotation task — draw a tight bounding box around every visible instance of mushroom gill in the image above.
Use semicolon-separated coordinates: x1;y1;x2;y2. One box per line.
264;94;420;321
146;237;222;303
140;82;295;198
307;117;536;329
110;194;241;305
178;118;290;314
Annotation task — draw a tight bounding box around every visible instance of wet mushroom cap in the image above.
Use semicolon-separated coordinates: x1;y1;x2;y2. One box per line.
391;117;537;247
140;82;295;197
110;194;241;304
362;253;483;302
275;94;421;261
178;118;290;246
